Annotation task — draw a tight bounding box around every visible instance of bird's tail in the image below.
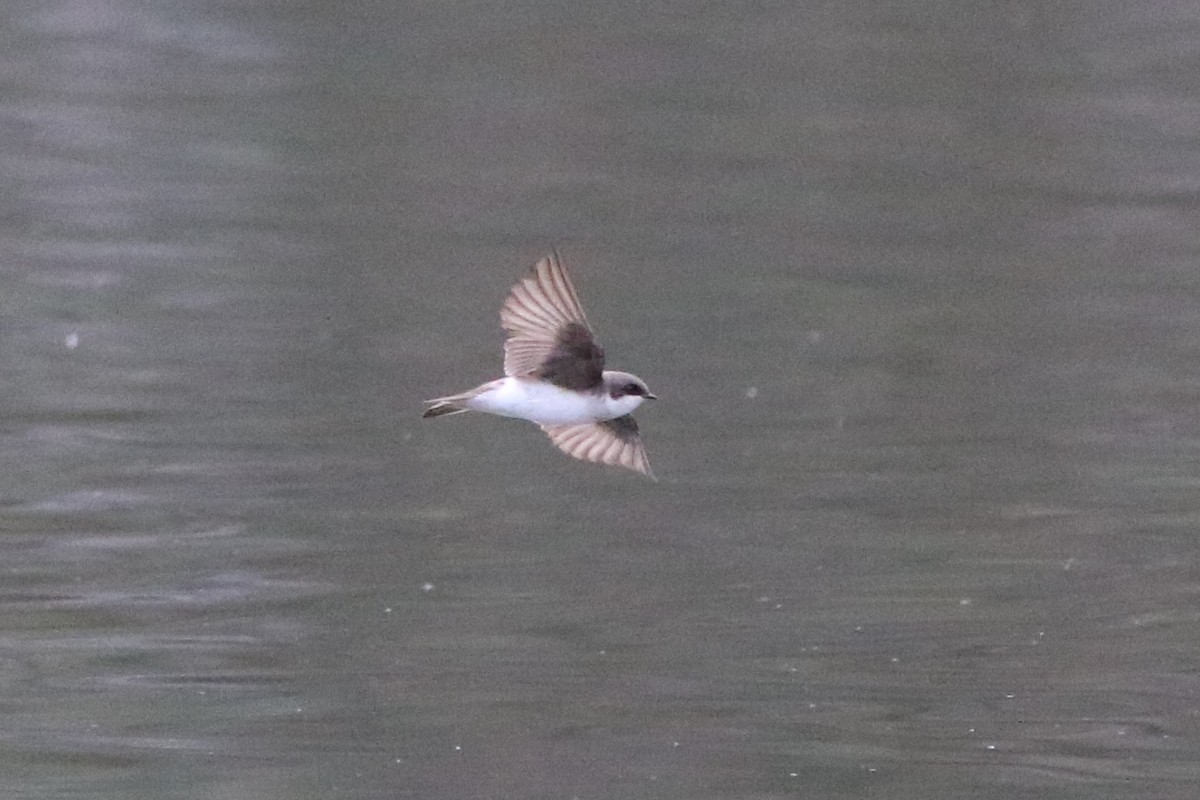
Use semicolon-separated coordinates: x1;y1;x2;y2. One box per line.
422;393;473;419
422;380;501;419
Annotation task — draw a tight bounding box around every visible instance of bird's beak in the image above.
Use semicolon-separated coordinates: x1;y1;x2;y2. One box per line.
645;393;658;400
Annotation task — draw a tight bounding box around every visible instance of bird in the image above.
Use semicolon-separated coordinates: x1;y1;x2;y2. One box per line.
423;251;657;478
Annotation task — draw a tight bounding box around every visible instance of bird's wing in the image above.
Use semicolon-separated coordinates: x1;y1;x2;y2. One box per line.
501;252;604;390
539;415;654;479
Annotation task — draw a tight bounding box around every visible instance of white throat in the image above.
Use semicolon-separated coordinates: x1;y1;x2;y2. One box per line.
602;392;646;419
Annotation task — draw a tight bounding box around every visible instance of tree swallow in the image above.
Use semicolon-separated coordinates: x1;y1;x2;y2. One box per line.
423;252;657;478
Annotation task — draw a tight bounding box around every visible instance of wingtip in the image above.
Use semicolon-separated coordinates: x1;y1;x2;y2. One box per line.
638;453;657;481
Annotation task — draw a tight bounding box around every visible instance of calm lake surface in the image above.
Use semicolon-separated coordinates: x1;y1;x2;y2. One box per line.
3;2;1200;798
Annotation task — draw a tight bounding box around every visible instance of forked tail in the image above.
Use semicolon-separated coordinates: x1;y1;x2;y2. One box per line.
422;380;500;419
422;395;472;418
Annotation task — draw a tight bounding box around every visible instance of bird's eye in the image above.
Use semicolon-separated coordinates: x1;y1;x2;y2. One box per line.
625;383;642;395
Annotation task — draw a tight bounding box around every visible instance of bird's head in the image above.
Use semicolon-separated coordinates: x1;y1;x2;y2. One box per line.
603;371;657;411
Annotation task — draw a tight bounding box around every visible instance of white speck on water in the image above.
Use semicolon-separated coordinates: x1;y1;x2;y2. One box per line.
384;607;393;614
64;332;79;349
744;386;758;399
959;598;972;606
421;582;435;592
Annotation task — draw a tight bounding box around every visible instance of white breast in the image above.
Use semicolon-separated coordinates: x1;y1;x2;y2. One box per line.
466;377;618;424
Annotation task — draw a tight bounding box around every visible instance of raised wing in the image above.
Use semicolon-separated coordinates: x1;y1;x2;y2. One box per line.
501;252;604;389
539;415;654;479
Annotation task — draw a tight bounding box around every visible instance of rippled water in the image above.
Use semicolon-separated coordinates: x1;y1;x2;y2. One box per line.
3;1;1200;798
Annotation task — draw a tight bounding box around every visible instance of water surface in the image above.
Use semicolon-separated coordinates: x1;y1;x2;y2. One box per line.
2;1;1199;798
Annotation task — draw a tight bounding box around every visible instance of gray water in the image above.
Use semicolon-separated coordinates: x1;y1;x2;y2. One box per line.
3;1;1200;798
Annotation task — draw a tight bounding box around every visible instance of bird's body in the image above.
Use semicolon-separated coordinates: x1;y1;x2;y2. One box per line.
426;374;647;425
423;252;657;478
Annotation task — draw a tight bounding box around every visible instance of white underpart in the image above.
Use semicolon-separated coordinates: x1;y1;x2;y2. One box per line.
466;377;644;424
